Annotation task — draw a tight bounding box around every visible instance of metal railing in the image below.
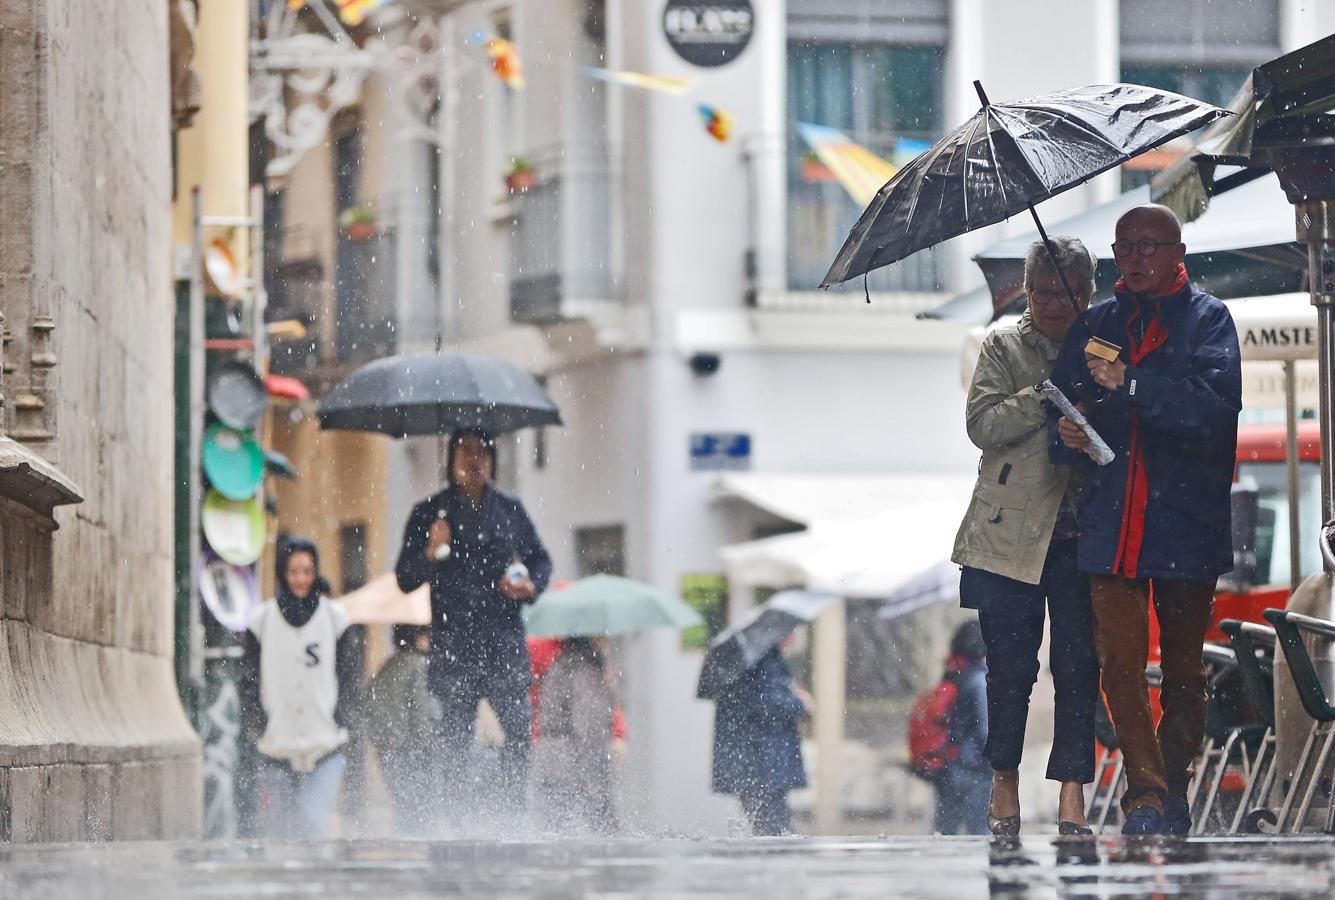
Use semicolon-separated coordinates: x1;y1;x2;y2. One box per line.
508;142;619;324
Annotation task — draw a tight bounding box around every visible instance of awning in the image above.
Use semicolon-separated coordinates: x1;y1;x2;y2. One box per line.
715;471;975;527
719;471;974;599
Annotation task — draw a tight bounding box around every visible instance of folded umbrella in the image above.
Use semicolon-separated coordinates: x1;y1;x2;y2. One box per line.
318;352;562;437
522;574;703;638
821;81;1231;305
696;589;837;699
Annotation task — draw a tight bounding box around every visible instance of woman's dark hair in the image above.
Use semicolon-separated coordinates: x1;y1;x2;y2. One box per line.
446;428;497;483
950;619;986;662
275;537;321;596
562;636;606;669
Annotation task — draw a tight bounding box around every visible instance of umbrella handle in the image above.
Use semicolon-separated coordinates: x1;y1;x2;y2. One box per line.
1028;205;1083;312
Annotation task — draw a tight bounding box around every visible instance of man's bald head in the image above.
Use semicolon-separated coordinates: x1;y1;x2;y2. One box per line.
1116;204;1182;242
1112;204;1187;296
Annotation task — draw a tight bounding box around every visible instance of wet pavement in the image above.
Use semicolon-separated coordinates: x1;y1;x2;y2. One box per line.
2;835;1334;898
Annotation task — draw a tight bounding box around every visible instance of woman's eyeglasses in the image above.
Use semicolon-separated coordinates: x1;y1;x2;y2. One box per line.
1029;288;1073;307
1111;238;1174;258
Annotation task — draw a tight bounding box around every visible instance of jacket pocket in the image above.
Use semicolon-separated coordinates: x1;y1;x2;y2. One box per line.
966;484;1030;560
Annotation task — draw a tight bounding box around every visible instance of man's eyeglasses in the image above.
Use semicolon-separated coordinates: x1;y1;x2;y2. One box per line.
1028;287;1074;307
1111;238;1175;258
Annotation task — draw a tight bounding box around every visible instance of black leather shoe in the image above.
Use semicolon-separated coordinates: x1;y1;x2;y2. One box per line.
1058;820;1094;836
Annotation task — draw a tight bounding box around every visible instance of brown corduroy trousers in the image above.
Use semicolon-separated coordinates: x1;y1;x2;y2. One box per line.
1089;574;1214;814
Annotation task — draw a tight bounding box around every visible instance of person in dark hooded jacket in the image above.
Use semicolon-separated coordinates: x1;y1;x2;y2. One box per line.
1049;204;1242;836
710;645;810;835
394;429;553;822
240;537;359;838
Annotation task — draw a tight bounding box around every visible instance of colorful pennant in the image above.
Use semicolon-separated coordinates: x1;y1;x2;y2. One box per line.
797;123;899;207
698;104;733;143
584;68;696;95
470;32;525;89
335;0;391;25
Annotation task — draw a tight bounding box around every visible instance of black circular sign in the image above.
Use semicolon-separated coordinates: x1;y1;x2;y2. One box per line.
663;0;754;68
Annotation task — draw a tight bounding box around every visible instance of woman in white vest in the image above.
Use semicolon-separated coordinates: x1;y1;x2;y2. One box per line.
240;537;356;838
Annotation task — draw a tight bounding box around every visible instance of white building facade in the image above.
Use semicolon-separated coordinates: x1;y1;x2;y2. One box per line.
399;0;1335;833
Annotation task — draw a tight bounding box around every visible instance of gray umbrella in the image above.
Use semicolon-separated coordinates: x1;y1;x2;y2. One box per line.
696;590;837;700
317;352;562;437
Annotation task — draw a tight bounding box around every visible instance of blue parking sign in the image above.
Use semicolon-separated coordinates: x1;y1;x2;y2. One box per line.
690;432;751;471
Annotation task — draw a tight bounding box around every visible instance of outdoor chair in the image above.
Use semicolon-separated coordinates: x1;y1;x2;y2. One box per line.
1262;608;1335;834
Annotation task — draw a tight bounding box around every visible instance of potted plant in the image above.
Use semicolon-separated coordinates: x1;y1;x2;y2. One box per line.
338;204;378;241
504;157;538;193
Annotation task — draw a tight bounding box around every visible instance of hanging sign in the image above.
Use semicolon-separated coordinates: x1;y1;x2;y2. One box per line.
662;0;754;68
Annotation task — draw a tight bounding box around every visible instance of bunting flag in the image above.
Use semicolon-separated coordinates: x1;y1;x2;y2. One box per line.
698;104;733;143
335;0;391;25
470;32;525;89
584;68;696;95
797;123;899;208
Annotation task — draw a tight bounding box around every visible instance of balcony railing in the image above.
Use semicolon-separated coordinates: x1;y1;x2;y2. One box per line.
265;222;397;375
509;142;619;324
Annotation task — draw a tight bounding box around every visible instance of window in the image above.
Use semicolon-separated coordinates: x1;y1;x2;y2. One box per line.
1118;0;1280;188
575;525;625;577
1237;461;1322;589
786;40;946;292
339;521;369;593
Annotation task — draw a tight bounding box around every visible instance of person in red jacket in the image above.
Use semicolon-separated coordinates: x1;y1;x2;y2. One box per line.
529;636;627;750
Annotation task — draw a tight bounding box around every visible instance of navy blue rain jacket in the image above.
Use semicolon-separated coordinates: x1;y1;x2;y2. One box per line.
395;484;553;687
711;648;808;796
1048;272;1242;581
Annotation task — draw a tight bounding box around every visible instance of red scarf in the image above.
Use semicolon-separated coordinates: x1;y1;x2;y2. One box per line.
1110;264;1188;578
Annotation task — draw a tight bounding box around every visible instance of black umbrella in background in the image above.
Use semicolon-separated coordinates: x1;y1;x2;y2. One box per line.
821;81;1231;308
317;352;562;437
696;590;838;700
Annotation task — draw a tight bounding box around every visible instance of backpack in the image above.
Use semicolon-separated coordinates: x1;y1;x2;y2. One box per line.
908;672;961;782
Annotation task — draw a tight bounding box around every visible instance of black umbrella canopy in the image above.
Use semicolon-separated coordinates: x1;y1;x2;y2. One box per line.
696;590;837;700
820;82;1231;288
317;353;562;437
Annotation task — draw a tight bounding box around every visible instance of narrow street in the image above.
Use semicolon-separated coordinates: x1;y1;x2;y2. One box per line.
3;836;1332;898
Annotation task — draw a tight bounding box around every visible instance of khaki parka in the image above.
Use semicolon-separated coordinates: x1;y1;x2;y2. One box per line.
951;310;1074;585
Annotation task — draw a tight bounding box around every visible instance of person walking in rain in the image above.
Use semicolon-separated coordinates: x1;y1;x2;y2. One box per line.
952;236;1101;836
532;636;623;834
710;641;811;836
364;625;441;835
1050;204;1242;835
240;537;358;839
395;429;553;827
931;621;990;835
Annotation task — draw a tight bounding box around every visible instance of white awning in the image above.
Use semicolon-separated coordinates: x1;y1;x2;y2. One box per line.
719;472;974;599
715;471;975;526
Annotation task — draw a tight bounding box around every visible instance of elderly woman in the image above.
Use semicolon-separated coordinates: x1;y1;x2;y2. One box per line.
951;236;1101;837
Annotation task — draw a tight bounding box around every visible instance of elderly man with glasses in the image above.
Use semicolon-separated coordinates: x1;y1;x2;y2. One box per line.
1047;204;1242;836
1046;202;1244;833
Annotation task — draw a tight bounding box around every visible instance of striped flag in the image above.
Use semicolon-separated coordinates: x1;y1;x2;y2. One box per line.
584;68;696;95
797;123;899;208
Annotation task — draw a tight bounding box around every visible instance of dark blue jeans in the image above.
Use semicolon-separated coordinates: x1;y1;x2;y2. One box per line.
960;539;1099;783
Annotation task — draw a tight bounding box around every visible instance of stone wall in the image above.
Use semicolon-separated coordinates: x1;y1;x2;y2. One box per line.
0;0;201;840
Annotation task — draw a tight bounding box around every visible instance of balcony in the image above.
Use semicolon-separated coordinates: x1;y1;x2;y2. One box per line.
508;142;619;325
265;222;397;377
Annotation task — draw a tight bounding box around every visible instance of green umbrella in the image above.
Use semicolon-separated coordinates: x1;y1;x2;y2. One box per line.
522;574;703;637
